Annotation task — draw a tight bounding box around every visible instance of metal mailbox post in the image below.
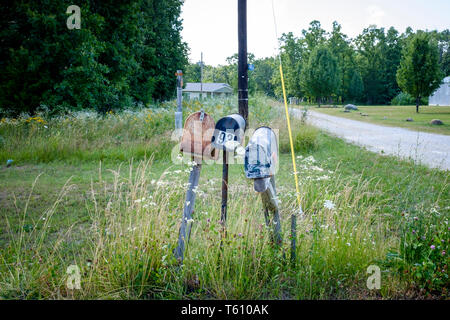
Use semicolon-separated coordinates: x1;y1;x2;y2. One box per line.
244;127;282;246
211;114;246;232
174;111;218;263
175;70;183;131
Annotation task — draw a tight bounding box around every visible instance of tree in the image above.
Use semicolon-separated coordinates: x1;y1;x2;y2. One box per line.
252;57;276;96
0;0;188;115
301;45;339;107
348;70;364;102
380;27;402;102
397;32;444;113
302;20;327;55
277;32;305;98
328;21;354;104
355;26;385;104
184;62;202;83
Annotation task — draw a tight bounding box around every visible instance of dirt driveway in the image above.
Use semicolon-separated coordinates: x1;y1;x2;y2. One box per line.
291;108;450;171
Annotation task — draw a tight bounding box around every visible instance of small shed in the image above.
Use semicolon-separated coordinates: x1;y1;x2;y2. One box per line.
429;76;450;106
183;83;233;100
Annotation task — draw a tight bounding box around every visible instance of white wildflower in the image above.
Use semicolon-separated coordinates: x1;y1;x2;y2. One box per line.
303;156;316;163
324;200;336;210
134;197;145;203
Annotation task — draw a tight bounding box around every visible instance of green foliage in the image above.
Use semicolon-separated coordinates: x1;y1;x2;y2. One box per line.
0;0;188;115
328;22;355;104
252;57;276;97
391;92;428;106
274;32;305;98
397;32;444;111
278;117;319;153
355;26;401;104
301;45;339;106
172;20;449;108
293;126;319;153
347;70;364;103
0;96;449;299
184;62;202;83
0;95;277;164
386;207;449;293
183;54;276;97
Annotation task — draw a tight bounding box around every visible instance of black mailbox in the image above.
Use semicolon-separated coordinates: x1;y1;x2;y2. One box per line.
211;114;246;152
244;127;278;179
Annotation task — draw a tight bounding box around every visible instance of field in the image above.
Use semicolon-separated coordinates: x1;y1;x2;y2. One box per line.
310;105;450;135
0;96;448;299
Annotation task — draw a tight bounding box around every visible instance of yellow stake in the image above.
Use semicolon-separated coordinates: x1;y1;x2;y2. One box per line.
279;64;302;210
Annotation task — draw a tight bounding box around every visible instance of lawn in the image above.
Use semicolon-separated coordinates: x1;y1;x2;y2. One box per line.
309;105;450;135
0;96;448;299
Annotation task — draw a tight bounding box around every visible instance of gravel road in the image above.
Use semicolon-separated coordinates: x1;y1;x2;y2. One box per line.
290;108;450;171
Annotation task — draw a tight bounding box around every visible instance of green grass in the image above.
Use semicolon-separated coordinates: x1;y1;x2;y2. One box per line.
0;96;448;299
309;105;450;135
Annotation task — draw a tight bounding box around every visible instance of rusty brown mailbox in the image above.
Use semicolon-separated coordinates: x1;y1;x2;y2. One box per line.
180;111;219;161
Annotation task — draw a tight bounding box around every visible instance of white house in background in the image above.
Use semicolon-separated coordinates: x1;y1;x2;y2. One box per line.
183;83;233;100
429;76;450;106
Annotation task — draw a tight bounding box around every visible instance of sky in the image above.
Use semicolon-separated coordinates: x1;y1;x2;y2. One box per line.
180;0;450;66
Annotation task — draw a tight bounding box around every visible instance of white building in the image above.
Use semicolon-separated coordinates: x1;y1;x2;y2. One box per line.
183;83;233;100
429;76;450;106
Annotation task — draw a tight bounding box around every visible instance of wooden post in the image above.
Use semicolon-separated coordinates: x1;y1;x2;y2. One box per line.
238;0;248;127
254;176;282;247
220;151;229;234
291;209;297;264
175;70;183;130
174;161;202;263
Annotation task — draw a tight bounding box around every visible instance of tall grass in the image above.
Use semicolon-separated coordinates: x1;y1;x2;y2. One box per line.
0;95;281;164
0;95;447;299
0;155;400;299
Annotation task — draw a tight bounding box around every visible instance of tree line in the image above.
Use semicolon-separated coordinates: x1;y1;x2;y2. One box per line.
1;5;448;116
185;21;449;108
0;0;188;116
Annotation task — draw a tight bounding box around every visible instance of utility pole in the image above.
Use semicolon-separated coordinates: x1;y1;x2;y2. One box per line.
200;52;203;100
238;0;248;128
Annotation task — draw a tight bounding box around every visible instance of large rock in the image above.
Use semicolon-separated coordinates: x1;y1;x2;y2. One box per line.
406;118;414;122
430;119;444;125
345;104;358;111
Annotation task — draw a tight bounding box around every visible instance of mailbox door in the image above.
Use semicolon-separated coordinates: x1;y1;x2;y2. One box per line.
244;127;278;179
180;111;219;161
211;114;246;152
